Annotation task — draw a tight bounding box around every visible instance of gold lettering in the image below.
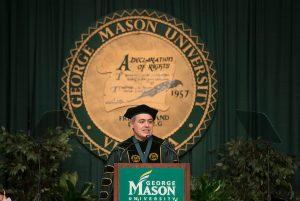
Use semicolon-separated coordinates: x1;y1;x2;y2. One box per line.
70;74;82;87
77;53;89;66
98;27;114;42
71;97;82;108
70;87;81;96
146;20;157;32
196;91;207;98
72;64;85;76
173;34;188;48
125;19;134;31
193;65;206;77
164;27;178;40
82;44;94;56
197;85;208;91
197;77;208;85
186;47;198;58
116;22;126;34
182;43;192;53
134;19;146;30
194;101;206;110
191;56;203;67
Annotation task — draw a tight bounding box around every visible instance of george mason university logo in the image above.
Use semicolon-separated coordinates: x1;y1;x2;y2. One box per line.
61;9;218;160
128;170;177;200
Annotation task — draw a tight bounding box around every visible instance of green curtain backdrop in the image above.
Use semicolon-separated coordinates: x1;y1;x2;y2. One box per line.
1;0;299;196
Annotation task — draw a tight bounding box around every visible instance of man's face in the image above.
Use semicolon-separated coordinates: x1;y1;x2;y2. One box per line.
130;113;154;141
0;194;3;201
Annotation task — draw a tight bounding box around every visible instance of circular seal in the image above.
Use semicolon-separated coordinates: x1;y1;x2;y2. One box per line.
149;153;159;161
131;155;141;163
61;9;218;160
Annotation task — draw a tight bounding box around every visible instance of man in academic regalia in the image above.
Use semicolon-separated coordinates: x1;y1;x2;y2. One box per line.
99;104;178;201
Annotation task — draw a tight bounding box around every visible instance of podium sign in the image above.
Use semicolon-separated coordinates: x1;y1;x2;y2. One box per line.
114;163;190;201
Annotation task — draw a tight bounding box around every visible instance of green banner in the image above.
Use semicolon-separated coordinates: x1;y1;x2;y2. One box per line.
119;168;184;201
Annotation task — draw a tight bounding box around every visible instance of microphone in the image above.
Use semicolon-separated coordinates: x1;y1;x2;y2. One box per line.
118;135;151;163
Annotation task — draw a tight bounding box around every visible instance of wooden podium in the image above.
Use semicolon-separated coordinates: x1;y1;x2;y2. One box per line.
114;163;190;201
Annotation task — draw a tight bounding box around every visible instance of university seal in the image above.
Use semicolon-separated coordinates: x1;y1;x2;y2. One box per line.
61;9;218;160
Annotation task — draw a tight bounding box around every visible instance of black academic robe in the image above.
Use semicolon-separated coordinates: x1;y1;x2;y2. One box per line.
99;135;178;201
